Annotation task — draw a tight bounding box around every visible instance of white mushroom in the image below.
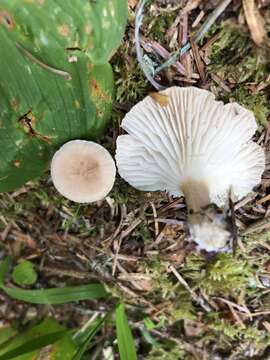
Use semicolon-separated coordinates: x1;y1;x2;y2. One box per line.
116;87;265;252
51;140;116;203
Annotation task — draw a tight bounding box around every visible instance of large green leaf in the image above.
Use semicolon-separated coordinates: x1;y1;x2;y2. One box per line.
0;27;113;192
0;0;128;192
0;326;17;347
0;0;128;65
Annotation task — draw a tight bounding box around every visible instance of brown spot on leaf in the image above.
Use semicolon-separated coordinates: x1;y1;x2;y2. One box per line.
90;79;110;102
18;109;52;144
58;24;70;37
87;63;94;71
10;98;19;111
75;100;81;109
0;10;15;30
96;108;104;118
149;92;169;107
13;160;21;168
85;23;92;35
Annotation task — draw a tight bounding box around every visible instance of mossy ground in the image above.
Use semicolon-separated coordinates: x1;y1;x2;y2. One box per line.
0;1;270;359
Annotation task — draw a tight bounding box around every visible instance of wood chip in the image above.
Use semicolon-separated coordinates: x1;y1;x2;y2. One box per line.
257;193;270;205
211;73;231;92
263;321;270;333
192;10;205;28
190;39;206;82
182;0;203;13
242;0;266;46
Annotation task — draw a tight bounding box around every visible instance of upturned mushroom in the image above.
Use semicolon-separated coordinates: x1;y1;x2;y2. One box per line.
51;140;116;203
116;87;265;252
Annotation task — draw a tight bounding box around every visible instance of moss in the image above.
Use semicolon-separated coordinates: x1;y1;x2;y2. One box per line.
208;21;270;125
146;343;186;360
202;253;255;297
182;253;255;297
221;87;269;125
209;22;251;66
144;12;175;44
112;42;149;103
207;317;270;353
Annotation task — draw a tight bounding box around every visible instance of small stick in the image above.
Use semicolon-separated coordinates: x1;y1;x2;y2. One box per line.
167;263;212;312
153;0;233;76
190;39;206;82
242;217;270;235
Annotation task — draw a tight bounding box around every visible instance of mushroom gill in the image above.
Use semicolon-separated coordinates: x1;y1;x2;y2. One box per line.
116;87;265;252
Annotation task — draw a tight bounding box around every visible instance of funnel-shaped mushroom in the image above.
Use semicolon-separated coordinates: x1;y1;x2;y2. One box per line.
51;140;116;203
116;87;265;251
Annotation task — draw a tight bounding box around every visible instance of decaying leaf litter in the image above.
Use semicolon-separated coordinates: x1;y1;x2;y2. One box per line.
0;0;270;358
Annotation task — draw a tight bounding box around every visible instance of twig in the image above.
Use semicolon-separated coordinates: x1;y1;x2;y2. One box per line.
112;217;142;276
242;217;270;235
153;0;233;76
167;263;212;312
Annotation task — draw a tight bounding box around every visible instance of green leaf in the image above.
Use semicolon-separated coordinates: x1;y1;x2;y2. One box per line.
12;260;38;286
0;318;76;360
85;0;128;64
72;315;108;360
0;0;127;65
0;30;114;192
0;257;109;304
0;0;126;192
3;283;108;304
0;326;17;346
116;303;137;360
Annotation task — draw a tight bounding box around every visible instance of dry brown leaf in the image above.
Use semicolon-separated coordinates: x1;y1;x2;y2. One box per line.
149;92;169;107
242;0;266;45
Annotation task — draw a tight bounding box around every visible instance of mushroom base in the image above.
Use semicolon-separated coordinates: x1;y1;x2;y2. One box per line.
181;180;233;252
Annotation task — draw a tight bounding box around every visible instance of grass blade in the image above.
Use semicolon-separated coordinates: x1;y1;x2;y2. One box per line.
72;315;107;360
0;257;108;304
0;326;17;347
2;283;108;304
116;303;137;360
0;330;68;360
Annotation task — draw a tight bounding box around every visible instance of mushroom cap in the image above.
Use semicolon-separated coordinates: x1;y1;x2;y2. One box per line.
51;140;116;203
116;87;265;206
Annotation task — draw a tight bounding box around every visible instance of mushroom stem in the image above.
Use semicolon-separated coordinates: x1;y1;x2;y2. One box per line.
181;179;210;213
